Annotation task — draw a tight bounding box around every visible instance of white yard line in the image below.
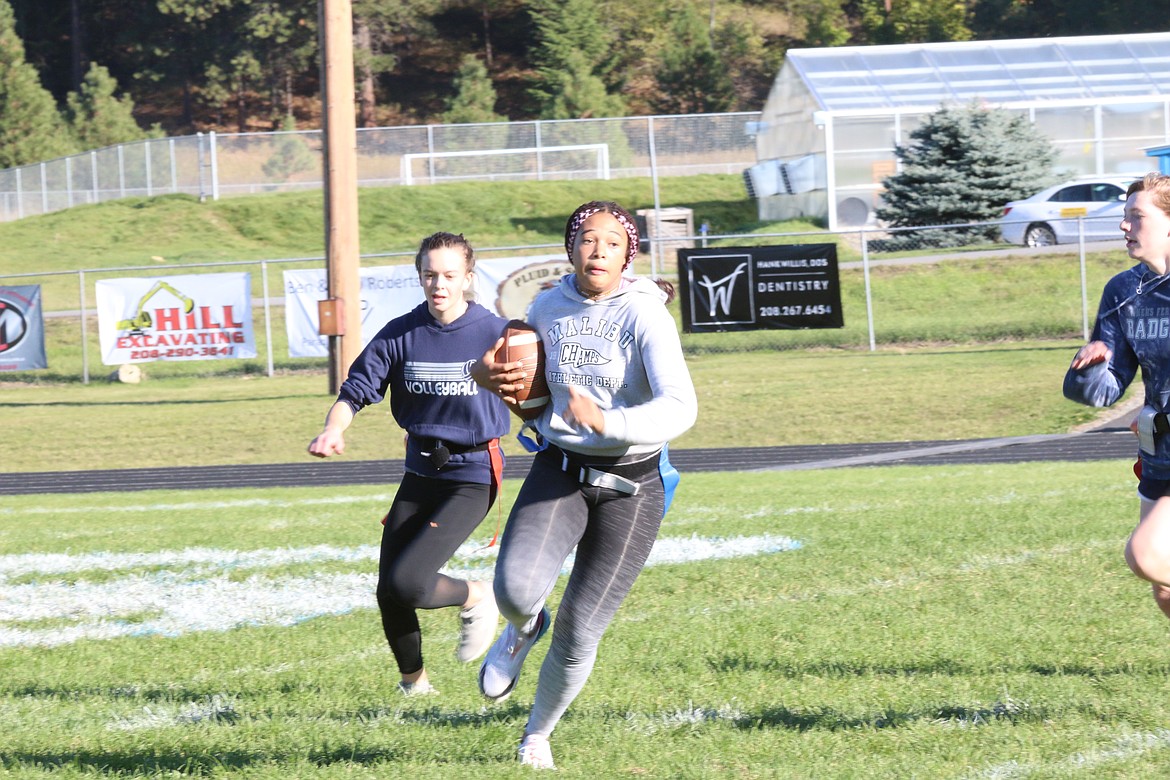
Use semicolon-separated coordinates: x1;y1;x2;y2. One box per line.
0;492;399;516
0;534;801;648
0;534;1116;648
0;545;384;579
968;729;1170;779
661;538;1119;619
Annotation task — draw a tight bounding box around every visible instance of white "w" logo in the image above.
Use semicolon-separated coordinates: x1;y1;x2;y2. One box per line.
697;263;748;317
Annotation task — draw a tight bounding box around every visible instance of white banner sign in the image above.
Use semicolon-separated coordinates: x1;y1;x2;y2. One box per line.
475;254;574;321
95;273;256;365
283;265;426;358
283;254;571;358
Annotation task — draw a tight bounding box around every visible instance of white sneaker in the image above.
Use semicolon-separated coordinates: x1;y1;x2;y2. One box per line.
456;587;500;663
478;607;551;702
396;679;439;697
518;733;556;770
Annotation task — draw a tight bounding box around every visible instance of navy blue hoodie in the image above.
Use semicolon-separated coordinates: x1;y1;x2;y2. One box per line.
1064;265;1170;479
337;301;509;484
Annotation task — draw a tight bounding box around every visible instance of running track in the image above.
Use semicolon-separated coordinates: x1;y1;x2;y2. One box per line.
0;426;1137;496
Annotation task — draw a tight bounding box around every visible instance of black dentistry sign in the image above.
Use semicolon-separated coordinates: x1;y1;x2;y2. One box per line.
677;244;844;333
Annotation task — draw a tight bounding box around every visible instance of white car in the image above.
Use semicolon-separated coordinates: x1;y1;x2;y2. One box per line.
998;176;1137;247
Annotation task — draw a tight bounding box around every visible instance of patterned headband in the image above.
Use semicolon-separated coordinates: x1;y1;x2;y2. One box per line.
565;206;640;268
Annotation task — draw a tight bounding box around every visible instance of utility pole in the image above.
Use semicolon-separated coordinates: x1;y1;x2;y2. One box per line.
319;0;361;394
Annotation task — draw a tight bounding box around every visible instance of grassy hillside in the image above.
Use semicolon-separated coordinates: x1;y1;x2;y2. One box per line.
1;175;768;278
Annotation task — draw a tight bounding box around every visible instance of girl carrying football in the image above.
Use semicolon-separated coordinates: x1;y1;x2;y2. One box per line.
1065;172;1170;622
472;201;698;769
308;231;509;696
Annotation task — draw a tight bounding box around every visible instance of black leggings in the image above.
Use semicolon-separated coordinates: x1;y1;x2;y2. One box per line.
493;446;665;736
376;472;494;675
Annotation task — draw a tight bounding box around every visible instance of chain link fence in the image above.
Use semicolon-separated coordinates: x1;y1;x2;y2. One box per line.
2;218;1126;383
0;113;760;220
0;111;1130;381
671;220;1116;356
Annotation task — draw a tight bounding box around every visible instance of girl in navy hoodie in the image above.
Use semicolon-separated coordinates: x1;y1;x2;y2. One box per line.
1065;173;1170;622
308;232;510;695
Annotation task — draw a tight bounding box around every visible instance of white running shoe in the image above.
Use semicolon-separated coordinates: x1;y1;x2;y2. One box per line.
456;587;500;663
478;607;551;702
518;733;555;770
396;679;438;697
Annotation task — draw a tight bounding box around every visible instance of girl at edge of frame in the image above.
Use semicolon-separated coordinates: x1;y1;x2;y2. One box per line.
470;200;698;770
307;231;510;696
1064;171;1170;621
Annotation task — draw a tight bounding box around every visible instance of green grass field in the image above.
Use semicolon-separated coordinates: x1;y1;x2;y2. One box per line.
3;461;1166;779
3;174;1163;777
1;340;1124;474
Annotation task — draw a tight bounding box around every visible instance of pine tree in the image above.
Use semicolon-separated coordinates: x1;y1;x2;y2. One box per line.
651;2;733;115
859;0;972;44
261;115;316;182
710;18;784;112
352;0;440;127
66;63;152;151
528;0;625;119
443;55;503;124
795;0;851;47
0;0;75;167
877;103;1061;247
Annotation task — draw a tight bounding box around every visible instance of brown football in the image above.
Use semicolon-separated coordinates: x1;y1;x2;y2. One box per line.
496;319;550;421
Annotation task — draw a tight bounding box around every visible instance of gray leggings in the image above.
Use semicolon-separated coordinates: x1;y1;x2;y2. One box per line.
493;446;665;737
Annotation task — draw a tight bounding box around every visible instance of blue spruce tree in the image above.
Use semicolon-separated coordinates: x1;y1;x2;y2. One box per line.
877;103;1061;247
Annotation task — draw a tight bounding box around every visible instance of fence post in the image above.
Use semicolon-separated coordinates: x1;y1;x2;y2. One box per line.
535;121;543;181
1078;218;1090;341
209;131;220;201
647;116;662;278
117;145;126;199
145;142;153;197
861;229;876;351
66;156;74;208
427;125;435;185
261;260;274;377
197;133;206;201
79;270;90;385
15;167;22;219
40;162;48;214
170;138;178;194
91;150;98;205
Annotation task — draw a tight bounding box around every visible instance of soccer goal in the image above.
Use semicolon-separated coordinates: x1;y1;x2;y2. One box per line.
400;144;610;185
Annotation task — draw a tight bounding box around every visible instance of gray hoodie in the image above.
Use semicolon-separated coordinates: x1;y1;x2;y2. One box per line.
526;274;698;458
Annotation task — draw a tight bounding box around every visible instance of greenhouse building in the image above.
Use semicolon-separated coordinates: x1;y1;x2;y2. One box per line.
748;32;1170;230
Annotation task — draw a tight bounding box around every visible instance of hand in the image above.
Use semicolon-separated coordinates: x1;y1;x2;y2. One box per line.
565;386;605;434
471;339;527;406
1070;341;1111;370
308;428;345;458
